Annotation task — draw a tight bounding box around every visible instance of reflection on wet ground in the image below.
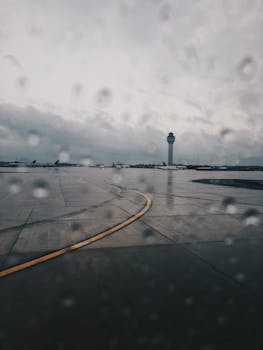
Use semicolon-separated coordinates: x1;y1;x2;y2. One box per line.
193;178;263;190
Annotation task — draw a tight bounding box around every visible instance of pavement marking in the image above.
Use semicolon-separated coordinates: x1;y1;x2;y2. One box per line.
0;190;152;278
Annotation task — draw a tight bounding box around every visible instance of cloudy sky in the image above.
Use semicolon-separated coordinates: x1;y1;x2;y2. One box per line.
0;0;263;164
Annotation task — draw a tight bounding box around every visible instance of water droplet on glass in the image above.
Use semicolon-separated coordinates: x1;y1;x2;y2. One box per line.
71;222;81;231
242;209;260;226
184;297;194;306
62;296;76;308
72;83;83;96
217;315;226;325
113;174;122;184
104;209;113;219
220;127;234;141
80;158;94;166
229;257;238;265
28;130;40;146
169;283;175;292
222;197;237;214
8;178;21;194
142;228;154;240
141;263;150;273
159;3;172;21
237;56;257;81
18;75;28;88
208;204;219;214
96;88;112;107
235;273;245;282
136;336;147;345
140;113;151;124
224;236;234;246
16;166;29;173
6;255;21;266
122;112;131;122
138;175;146;183
146;184;155;193
59;150;70;163
33;179;49;198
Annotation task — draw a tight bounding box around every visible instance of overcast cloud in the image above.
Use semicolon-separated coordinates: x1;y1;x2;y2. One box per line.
0;0;263;164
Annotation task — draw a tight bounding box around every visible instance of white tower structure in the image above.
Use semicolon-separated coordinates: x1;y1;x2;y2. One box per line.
167;132;175;165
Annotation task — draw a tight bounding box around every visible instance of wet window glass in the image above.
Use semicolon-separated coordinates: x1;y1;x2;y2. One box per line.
0;1;262;349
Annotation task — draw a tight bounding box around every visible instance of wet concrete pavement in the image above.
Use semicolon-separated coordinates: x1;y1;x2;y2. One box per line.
0;168;263;349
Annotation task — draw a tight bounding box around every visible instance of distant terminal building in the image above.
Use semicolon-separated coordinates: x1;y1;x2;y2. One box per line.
167;132;175;165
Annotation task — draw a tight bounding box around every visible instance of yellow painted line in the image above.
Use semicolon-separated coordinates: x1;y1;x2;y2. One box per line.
0;190;152;278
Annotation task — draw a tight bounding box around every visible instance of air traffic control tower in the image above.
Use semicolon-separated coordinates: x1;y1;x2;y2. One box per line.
167;132;175;165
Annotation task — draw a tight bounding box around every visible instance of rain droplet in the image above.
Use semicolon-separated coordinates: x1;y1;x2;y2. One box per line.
62;296;76;308
235;273;245;282
122;112;131;122
80;158;94;166
33;179;49;198
140;113;151;124
71;222;81;231
72;82;83;96
142;228;154;240
217;315;226;325
242;208;260;226
28;130;40;146
6;254;21;266
222;197;237;214
141;263;150;273
224;236;234;246
59;150;70;162
208;204;219;214
16;166;29;173
18;75;28;88
136;336;147;345
80;185;89;194
113;174;122;184
159;3;172;21
229;257;238;265
146;184;155;193
220;127;234;141
227;298;234;305
104;209;113;219
184;297;194;306
237;56;257;81
138;175;146;183
96;88;112;107
202;344;214;350
8;178;21;194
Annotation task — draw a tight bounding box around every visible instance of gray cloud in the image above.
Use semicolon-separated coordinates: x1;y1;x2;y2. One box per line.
3;54;21;68
0;0;262;165
0;103;262;165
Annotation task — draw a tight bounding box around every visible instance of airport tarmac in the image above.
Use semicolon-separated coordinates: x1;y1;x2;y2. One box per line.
0;167;263;349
